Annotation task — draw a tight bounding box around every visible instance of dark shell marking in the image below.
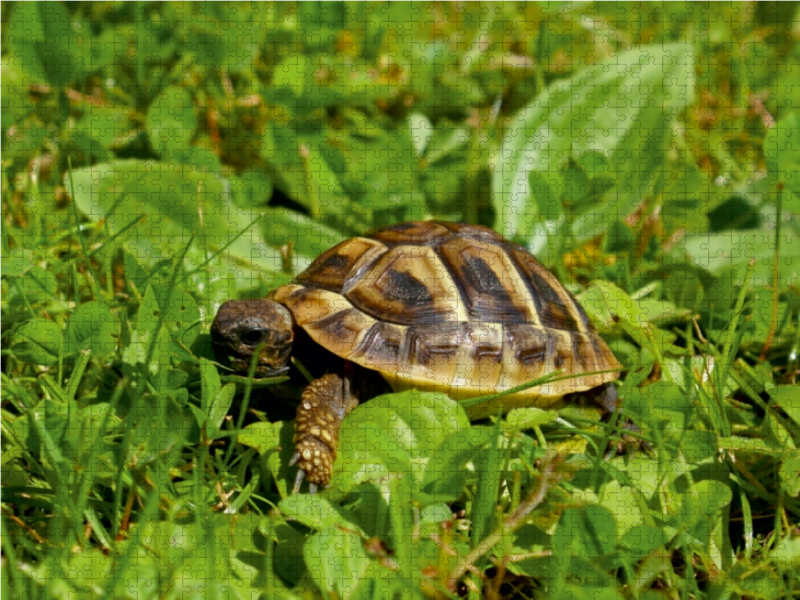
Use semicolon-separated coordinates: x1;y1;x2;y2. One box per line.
270;221;621;401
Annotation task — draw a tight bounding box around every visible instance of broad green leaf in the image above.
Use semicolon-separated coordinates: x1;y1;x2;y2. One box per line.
596;480;644;537
12;319;62;365
504;407;556;430
1;56;29;130
68;160;276;277
1;249;35;277
6;2;84;85
147;86;198;157
421;427;495;495
271;56;316;101
123;285;172;372
549;584;621;600
423;124;469;165
304;530;370;600
331;423;410;492
764;113;800;193
622;380;691;434
684;479;732;542
772;534;800;566
295;3;345;54
683;231;798;288
66;128;111;167
135;285;161;345
355;391;470;454
552;505;619;584
781;452;800;497
127;392;191;464
238;422;281;455
186;404;223;441
259;207;344;272
302;143;350;219
408;113;433;157
199;357;222;412
661;164;709;235
157;286;200;346
772;386;800;427
122;251;153;296
280;495;361;533
492;43;695;239
209;384;235;430
557;506;618;559
171;147;223;174
582;281;683;362
680;430;719;463
153;368;188;391
617;525;670;564
11;265;58;303
65;301;117;357
74;104;132;149
231;169;274;208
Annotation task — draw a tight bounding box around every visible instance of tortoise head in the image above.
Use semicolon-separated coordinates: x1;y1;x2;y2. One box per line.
210;299;294;377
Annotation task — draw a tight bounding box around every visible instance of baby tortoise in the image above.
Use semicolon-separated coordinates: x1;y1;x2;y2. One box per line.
211;221;624;492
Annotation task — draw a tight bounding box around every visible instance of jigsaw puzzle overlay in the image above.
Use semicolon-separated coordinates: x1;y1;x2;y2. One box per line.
3;3;799;599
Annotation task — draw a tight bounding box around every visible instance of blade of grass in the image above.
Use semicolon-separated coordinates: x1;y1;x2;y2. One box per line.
450;452;557;592
197;173;213;327
87;213;146;258
388;474;415;589
181;215;263;279
224;341;266;464
65;349;91;402
468;414;506;597
84;507;112;551
143;234;195;371
714;258;755;438
13;278;37;320
460;367;621;411
106;481;161;599
28;401;77;553
2;514;32;600
75;377;126;532
760;183;782;360
66;158;102;299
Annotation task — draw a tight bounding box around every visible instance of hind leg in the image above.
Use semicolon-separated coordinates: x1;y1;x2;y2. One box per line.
589;383;650;456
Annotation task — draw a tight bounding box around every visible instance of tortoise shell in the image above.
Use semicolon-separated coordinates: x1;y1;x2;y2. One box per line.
269;221;621;417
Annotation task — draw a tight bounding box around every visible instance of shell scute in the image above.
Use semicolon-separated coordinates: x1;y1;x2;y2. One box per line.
314;308;374;357
355;322;405;366
438;237;534;324
368;221;452;245
346;245;465;325
508;247;585;332
299;238;387;293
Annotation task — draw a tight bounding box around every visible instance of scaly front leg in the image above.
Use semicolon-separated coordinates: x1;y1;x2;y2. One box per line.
290;372;359;493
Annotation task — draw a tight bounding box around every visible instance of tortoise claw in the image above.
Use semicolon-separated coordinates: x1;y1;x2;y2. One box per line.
291;456;322;494
293;468;305;494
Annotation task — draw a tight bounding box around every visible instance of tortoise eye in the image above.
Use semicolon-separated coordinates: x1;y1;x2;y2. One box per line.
241;328;268;346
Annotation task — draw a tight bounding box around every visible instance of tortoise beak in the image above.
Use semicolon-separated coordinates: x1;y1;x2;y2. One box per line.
210;299;294;377
225;352;291;378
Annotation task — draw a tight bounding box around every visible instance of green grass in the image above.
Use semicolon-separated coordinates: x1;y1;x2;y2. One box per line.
3;2;800;598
